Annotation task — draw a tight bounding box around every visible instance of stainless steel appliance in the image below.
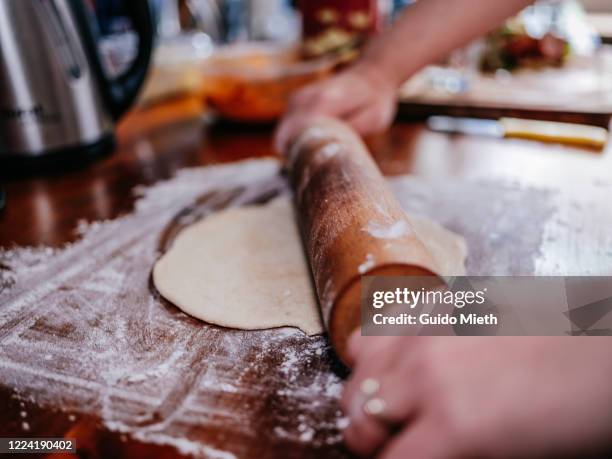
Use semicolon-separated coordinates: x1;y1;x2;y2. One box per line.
0;0;154;162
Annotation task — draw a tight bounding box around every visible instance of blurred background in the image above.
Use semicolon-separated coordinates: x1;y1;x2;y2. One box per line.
61;0;612;124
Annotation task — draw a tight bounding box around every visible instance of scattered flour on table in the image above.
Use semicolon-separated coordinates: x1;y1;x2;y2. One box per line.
387;176;559;275
0;160;562;458
0;159;347;458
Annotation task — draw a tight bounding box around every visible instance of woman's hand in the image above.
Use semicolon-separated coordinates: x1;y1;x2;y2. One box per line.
274;64;399;153
342;334;612;458
275;0;536;154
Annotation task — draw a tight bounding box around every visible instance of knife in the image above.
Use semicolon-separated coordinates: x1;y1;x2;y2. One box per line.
427;116;609;150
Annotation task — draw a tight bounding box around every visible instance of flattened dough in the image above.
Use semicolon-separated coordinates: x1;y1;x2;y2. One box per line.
154;197;324;335
153;196;467;335
409;216;468;277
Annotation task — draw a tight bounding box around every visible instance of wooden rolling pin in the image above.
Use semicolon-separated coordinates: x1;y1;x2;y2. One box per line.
286;117;444;362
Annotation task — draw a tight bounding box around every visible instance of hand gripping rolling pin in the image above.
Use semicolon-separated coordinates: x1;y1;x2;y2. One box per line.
286;117;444;363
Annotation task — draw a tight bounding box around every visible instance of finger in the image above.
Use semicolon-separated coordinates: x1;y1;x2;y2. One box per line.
342;336;405;412
275;91;344;154
379;419;444;459
345;357;422;435
345;328;365;366
363;363;421;425
277;70;382;153
343;337;428;456
287;75;371;120
284;82;333;117
341;337;410;456
343;381;420;458
342;405;391;457
274;113;307;154
345;101;396;138
285;82;326;113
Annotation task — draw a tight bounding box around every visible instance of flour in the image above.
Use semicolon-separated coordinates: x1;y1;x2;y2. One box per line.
364;219;410;240
358;253;376;274
0;159;348;458
387;176;558;276
318;142;342;160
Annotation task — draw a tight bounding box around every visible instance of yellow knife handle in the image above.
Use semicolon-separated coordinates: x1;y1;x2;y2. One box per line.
500;117;609;150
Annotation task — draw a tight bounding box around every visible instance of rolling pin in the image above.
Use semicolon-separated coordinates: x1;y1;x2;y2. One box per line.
286;117;444;362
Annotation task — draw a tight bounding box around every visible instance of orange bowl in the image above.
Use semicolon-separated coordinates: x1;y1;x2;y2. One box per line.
201;44;337;122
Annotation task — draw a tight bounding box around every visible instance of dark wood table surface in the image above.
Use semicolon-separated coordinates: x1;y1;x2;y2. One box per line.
1;94;612;459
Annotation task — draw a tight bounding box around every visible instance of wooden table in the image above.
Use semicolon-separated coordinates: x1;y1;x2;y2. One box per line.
1;95;612;459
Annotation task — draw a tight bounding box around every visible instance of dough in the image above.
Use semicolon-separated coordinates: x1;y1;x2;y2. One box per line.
154;197;324;335
409;216;467;276
153;196;467;335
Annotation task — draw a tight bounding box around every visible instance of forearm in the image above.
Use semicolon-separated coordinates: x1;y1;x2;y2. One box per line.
356;0;535;86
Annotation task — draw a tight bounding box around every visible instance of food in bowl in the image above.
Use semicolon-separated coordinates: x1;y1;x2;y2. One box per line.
201;44;337;122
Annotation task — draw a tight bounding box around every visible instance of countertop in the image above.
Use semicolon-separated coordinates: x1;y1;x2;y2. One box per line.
1;94;612;458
